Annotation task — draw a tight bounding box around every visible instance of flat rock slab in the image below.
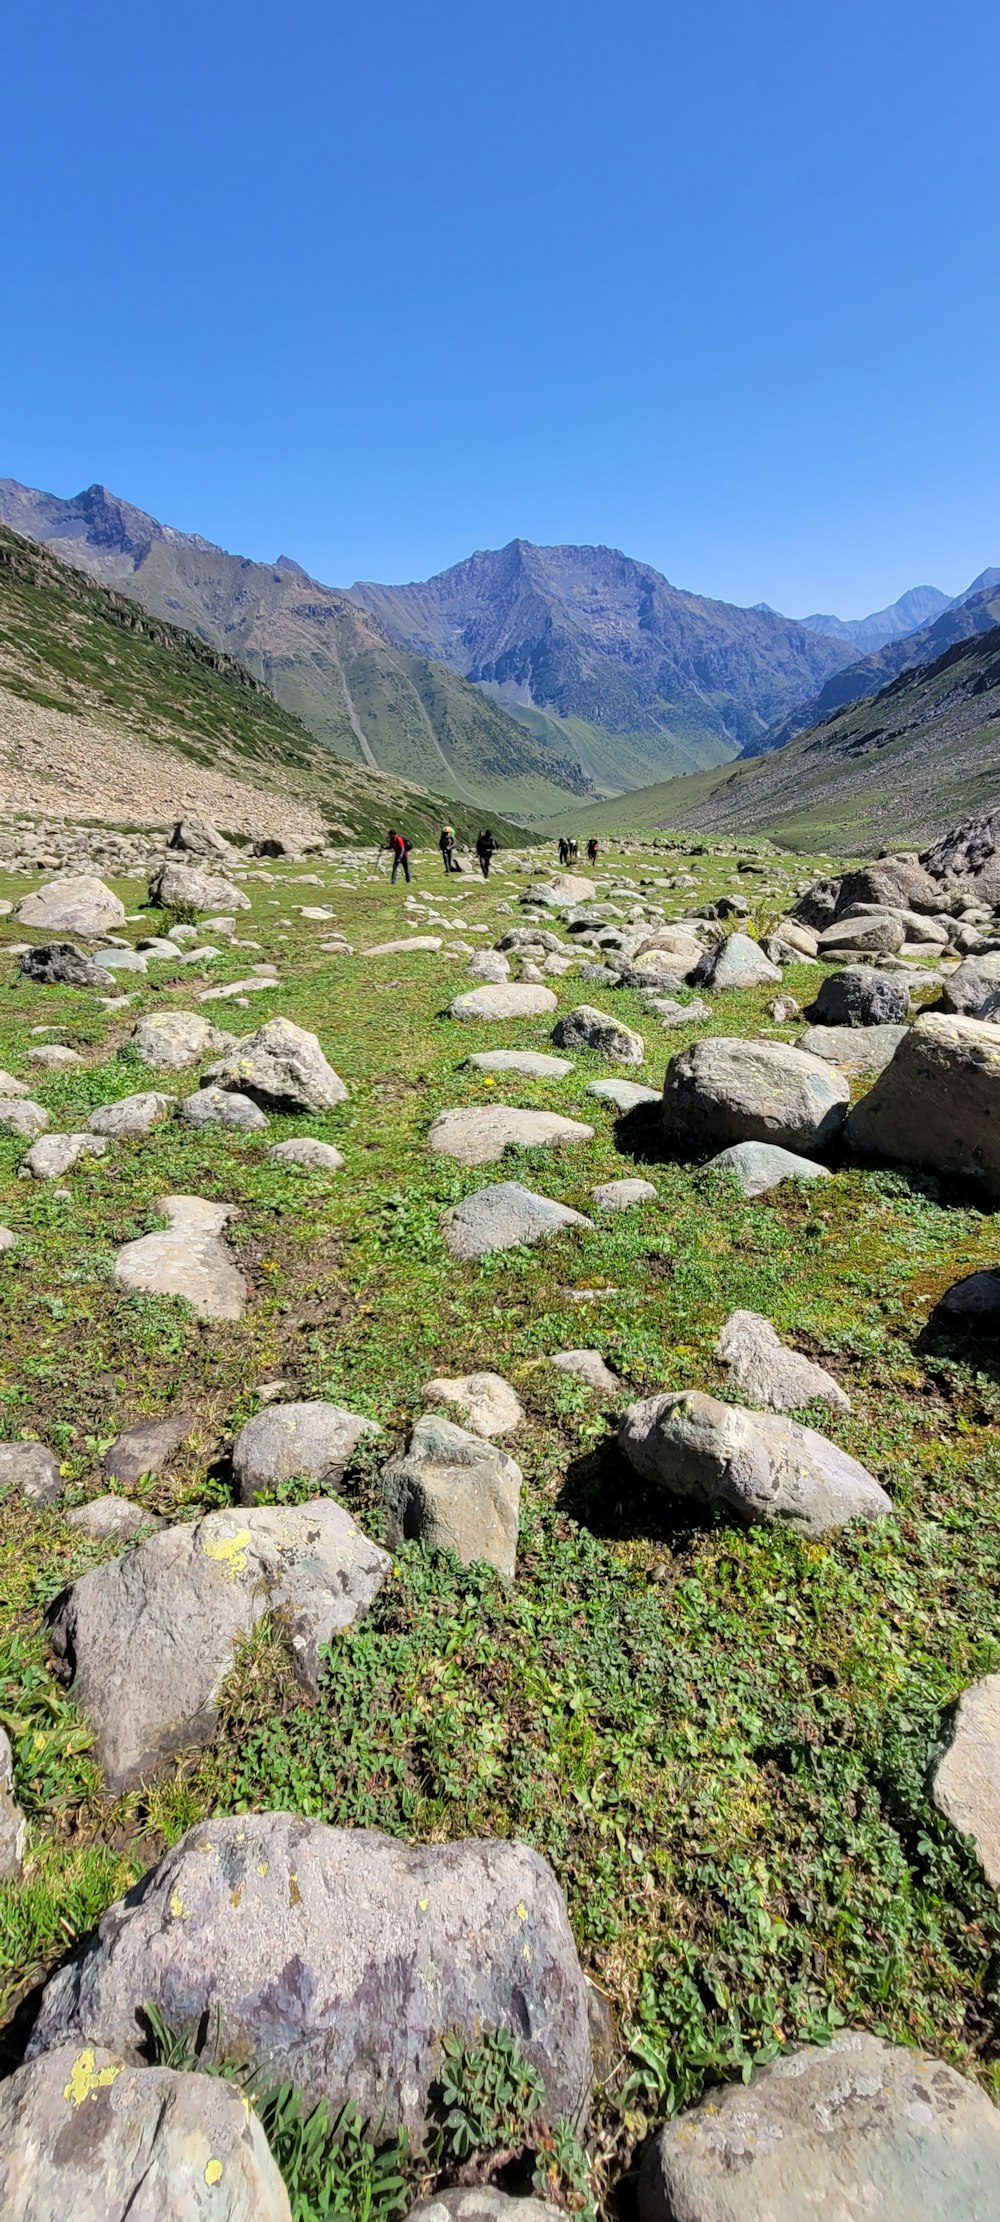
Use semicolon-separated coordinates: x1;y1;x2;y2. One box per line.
181;1086;269;1132
468;1050;574;1079
131;1011;230;1070
587;1078;660;1112
552;1005;644;1064
267;1137;344;1170
14;874;125;936
89;1092;170;1138
21;1133;108;1181
27;1816;592;2138
428;1105;594;1167
551;1349;623;1395
114;1196;247;1322
848;1012;1000;1194
423;1371;525;1438
717;1309;850;1412
105;1410;194;1486
932;1673;1000;1887
638;2030;1000;2222
619;1388;889;1537
0;1442;62;1504
704;1140;832;1197
799;1023;907;1074
47;1500;390;1789
0;2044;291;2222
202;1016;347;1111
450;985;557;1023
664;1037;849;1155
382;1413;522;1577
232;1400;380;1502
591;1177;657;1210
442;1181;594;1260
365;936;443;955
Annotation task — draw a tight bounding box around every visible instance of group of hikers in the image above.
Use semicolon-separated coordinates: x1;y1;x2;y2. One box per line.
382;825;597;884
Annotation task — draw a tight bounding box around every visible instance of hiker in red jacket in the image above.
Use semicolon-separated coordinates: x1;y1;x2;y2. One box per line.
386;828;411;883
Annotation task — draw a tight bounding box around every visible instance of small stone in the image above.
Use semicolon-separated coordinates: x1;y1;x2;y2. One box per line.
704;1140;833;1197
767;995;801;1023
716;1309;850;1411
232;1400;381;1502
450;984;558;1023
381;1413;522;1577
181;1086;269;1132
0;1069;29;1097
467;1050;573;1079
20;1133;108;1181
932;1674;1000;1887
551;1349;623;1395
0;1728;26;1880
0;1228;17;1254
0;1101;49;1139
442;1182;593;1261
551;1005;645;1063
89;1092;170;1138
428;1105;594;1167
25;1044;83;1069
65;1496;164;1544
266;1137;344;1170
97;947;148;973
104;1410;194;1486
938;1269;1000;1319
423;1371;525;1438
591;1177;657;1210
647;995;711;1026
467;950;510;983
113;1195;247;1322
0;1441;62;1504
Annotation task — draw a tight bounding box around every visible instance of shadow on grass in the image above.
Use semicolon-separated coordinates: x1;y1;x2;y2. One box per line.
556;1432;708;1554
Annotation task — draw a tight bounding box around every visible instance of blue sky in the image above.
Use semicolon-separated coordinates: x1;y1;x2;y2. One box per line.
4;0;998;616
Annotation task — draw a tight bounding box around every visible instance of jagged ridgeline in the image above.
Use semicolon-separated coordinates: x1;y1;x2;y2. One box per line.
0;528;535;848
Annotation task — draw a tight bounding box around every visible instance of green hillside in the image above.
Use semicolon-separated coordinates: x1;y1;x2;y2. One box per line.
0;527;534;849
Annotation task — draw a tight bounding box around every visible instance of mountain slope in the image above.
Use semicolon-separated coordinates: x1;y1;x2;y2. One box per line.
800;583;950;656
562;620;1000;853
345;539;855;785
753;577;1000;755
0;524;533;847
0;481;586;820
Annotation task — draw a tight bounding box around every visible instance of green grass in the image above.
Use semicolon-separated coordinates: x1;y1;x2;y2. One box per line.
1;837;999;2200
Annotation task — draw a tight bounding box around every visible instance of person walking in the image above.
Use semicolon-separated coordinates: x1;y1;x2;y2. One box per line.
558;835;569;866
587;837;600;863
386;828;411;884
439;823;457;874
476;827;497;879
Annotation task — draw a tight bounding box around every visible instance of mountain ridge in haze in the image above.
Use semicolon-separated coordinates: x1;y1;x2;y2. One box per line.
800;582;950;656
752;573;1000;756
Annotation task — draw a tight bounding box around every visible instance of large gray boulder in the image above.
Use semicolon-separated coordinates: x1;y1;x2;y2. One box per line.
382;1413;521;1577
47;1500;390;1790
442;1182;593;1261
201;1017;347;1110
639;2029;1000;2222
232;1400;380;1502
812;966;910;1026
130;1010;229;1070
13;874;125;936
181;1085;269;1132
692;932;781;991
428;1105;594;1167
716;1309;849;1412
931;1674;1000;1888
0;2045;290;2222
820;913;906;956
168;814;238;859
663;1037;849;1155
20;1133;108;1181
526;872;597;905
551;1005;644;1064
114;1195;247;1321
618;1388;889;1536
19;943;115;991
148;861;250;912
839;856;940;913
89;1092;170;1138
450;985;557;1023
0;1727;26;1879
922;807;1000;905
939;952;1000;1016
27;1816;592;2137
847;1012;1000;1194
799;1023;908;1075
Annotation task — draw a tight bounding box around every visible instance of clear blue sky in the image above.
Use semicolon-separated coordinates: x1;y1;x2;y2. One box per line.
4;0;998;617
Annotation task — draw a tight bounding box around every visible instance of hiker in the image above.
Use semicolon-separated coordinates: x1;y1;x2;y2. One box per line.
439;823;457;874
567;837;579;863
587;837;600;863
558;836;570;866
476;827;497;879
386;828;411;884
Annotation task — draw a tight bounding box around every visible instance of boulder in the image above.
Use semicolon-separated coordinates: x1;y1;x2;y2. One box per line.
168;814;238;858
0;1101;49;1139
20;1133;109;1181
366;936;443;956
525;873;597;905
89;1092;170;1138
148;862;250;912
382;1413;521;1577
618;1389;889;1536
13;875;125;936
26;1043;84;1069
836;857;940;911
496;928;565;954
113;1195;247;1322
0;1727;26;1879
634;927;704;973
0;1441;62;1503
130;1011;228;1069
716;1309;849;1412
105;1410;194;1486
450;985;557;1023
202;1017;348;1111
19;943;115;991
467;949;511;983
467;1050;574;1079
551;1349;623;1396
932;1674;1000;1887
181;1086;269;1132
704;1140;832;1197
586;1078;660;1112
819;913;906;956
27;1816;592;2137
47;1500;390;1789
232;1400;380;1502
638;2030;1000;2222
551;1005;644;1064
428;1105;594;1167
99;947;148;973
692;932;781;991
65;1498;164;1545
0;1069;28;1097
0;2044;290;2222
423;1371;525;1438
938;1269;1000;1319
591;1177;657;1210
663;1038;849;1155
409;2196;561;2222
812;966;910;1026
0;1227;17;1254
799;1023;907;1075
922;808;1000;903
939;952;1000;1016
266;1137;344;1170
847;1012;1000;1194
792;877;842;931
771;919;818;958
442;1182;593;1261
767;994;801;1023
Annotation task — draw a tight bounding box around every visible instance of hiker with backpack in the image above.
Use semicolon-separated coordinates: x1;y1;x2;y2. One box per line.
386;828;412;883
558;836;570;866
587;837;600;863
439;823;457;874
476;828;497;879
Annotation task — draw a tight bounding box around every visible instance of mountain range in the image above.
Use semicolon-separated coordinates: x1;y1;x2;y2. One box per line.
754;571;1000;755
